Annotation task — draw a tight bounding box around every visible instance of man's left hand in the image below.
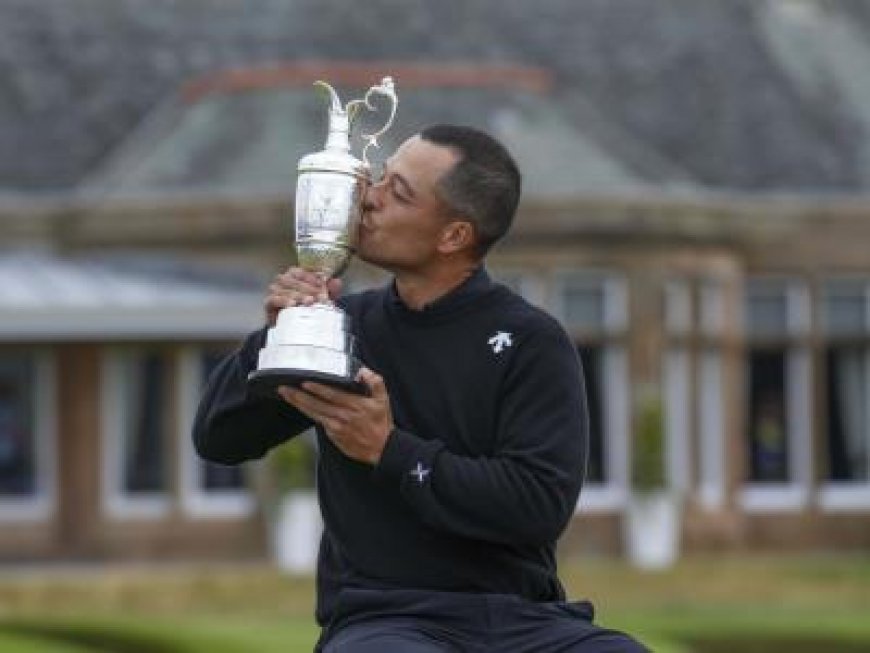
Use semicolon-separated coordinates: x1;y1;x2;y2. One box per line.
277;368;393;465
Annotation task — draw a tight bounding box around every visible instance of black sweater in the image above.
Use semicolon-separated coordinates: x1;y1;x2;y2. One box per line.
193;268;588;625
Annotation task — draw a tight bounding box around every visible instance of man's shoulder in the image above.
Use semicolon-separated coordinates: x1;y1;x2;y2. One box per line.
337;284;388;312
491;284;565;334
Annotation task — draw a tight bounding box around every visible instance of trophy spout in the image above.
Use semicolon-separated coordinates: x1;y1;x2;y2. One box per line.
314;81;352;153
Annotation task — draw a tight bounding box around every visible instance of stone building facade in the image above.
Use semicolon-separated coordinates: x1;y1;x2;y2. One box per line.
2;188;870;562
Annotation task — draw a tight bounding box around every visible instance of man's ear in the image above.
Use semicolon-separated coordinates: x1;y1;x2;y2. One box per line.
437;221;475;255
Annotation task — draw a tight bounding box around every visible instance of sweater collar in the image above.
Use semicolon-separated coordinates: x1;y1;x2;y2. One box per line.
387;266;494;321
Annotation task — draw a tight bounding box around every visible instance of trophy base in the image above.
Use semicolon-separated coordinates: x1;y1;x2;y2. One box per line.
248;367;367;397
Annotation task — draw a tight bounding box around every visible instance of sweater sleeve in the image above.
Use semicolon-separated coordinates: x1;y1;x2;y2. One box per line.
373;322;588;547
192;328;314;464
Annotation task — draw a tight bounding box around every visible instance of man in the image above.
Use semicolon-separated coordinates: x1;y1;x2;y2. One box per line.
194;125;645;652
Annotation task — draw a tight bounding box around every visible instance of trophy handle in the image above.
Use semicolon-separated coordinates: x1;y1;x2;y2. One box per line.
313;77;398;165
347;77;398;166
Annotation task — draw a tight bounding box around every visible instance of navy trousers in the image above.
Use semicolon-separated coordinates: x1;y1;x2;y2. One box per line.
317;588;647;653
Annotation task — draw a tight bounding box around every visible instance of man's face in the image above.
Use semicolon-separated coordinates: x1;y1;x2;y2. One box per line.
356;135;461;271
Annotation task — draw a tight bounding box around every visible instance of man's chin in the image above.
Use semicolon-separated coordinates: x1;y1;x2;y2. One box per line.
355;247;379;266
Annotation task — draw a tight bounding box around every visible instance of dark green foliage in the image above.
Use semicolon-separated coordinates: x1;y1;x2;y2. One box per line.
631;390;666;493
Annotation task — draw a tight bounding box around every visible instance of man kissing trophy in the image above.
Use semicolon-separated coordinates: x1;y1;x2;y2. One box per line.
249;76;398;395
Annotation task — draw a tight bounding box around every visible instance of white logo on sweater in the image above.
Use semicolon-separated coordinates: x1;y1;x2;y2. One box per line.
409;462;431;484
488;331;513;354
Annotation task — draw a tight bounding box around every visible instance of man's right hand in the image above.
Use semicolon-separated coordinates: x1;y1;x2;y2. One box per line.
265;267;343;326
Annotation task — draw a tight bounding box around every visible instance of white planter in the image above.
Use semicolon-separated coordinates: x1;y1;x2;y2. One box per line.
272;490;323;574
624;491;681;570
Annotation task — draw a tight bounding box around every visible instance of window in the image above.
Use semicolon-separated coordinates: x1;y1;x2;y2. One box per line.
825;346;869;482
198;349;245;491
178;346;253;518
556;272;629;512
578;346;605;484
819;281;870;510
102;348;173;518
740;279;811;511
0;355;36;497
0;351;55;521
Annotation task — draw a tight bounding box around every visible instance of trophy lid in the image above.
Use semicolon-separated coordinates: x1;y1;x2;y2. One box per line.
298;78;397;178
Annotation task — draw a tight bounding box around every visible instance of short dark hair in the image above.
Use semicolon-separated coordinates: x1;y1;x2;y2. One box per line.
420;124;521;257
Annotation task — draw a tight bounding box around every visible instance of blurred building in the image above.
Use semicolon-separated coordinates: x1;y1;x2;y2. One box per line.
1;58;870;562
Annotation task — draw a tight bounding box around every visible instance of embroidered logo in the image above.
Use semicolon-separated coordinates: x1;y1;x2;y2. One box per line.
487;331;513;354
409;462;431;484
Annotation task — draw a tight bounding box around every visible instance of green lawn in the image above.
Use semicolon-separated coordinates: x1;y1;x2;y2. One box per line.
0;555;868;652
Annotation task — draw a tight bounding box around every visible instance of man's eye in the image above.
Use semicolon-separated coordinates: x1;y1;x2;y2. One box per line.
390;182;410;203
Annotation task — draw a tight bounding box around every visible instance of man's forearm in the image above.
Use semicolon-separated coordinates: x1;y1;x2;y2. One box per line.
193;329;313;464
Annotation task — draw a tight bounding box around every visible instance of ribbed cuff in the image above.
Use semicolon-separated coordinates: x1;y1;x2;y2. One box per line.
374;427;439;485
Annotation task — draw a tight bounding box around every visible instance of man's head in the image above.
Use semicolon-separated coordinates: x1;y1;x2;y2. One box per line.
358;125;521;271
419;125;521;257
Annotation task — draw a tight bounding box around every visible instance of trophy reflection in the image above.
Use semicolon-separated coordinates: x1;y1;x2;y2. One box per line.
248;76;398;395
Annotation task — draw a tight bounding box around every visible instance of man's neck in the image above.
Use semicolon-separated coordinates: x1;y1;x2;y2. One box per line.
394;262;480;311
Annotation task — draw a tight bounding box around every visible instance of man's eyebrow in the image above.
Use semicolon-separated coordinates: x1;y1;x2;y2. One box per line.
384;160;416;199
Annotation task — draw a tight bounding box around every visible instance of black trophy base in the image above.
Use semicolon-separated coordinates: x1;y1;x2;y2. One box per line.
248;367;367;397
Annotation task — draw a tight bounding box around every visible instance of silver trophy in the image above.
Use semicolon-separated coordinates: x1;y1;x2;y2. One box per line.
249;76;398;395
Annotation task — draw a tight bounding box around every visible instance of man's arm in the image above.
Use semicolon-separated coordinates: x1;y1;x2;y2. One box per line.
193;328;314;464
193;266;341;464
374;326;588;547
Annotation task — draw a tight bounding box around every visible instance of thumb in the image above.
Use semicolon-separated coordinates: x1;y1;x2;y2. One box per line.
356;367;386;399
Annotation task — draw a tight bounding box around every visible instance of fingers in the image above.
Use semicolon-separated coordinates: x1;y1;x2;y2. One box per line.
356;367;387;399
277;384;350;421
264;267;334;322
298;381;358;407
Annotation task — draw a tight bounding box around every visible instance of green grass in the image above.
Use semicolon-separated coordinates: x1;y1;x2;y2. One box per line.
0;629;97;653
0;555;869;652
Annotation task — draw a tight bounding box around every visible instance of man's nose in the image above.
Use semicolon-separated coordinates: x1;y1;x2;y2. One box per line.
363;180;384;211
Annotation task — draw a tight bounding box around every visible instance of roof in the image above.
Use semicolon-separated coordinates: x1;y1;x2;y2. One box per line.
79;62;697;202
3;0;870;194
0;252;263;341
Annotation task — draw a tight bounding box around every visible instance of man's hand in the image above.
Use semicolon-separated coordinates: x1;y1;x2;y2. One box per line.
265;267;342;326
277;368;394;465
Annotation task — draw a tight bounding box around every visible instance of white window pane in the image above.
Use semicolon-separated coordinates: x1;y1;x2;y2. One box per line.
698;351;725;509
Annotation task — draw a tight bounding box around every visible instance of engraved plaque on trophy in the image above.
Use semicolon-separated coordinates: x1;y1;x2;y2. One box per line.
248;77;398;395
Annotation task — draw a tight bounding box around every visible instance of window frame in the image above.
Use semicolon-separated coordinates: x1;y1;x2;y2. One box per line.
553;270;630;513
178;346;255;519
818;278;870;512
739;278;812;513
101;346;174;520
